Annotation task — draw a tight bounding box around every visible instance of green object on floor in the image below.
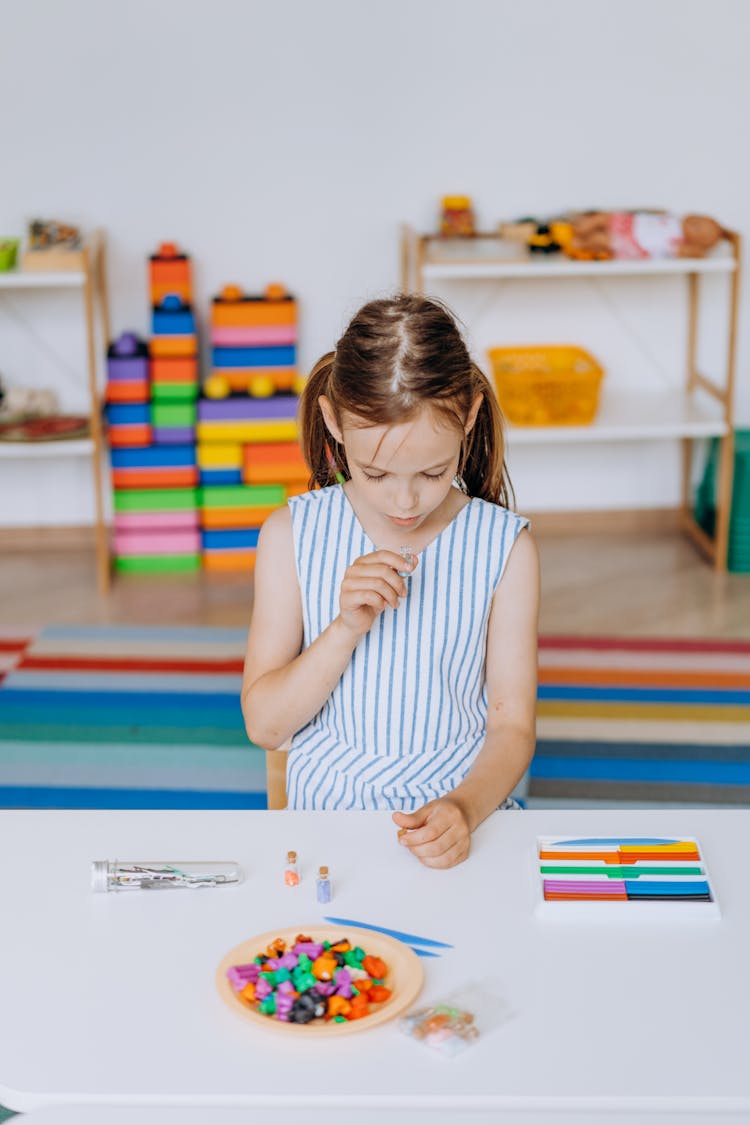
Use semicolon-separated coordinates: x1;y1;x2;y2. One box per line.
694;429;750;572
0;1106;19;1120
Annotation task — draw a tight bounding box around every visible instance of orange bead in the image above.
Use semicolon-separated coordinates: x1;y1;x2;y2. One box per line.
369;986;392;1003
354;978;373;993
326;995;352;1018
362;955;387;980
240;982;256;1003
312;954;337;981
330;940;351;953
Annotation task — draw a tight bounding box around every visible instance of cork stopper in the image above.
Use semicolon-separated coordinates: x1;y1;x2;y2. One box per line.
287;850;297;863
319;865;329;877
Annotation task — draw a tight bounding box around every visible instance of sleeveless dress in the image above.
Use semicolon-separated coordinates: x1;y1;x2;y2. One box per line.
286;485;528;810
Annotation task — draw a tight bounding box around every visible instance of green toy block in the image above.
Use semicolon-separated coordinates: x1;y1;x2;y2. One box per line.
151;383;199;403
114;554;201;574
150;402;197;428
114;488;199;513
199;484;285;508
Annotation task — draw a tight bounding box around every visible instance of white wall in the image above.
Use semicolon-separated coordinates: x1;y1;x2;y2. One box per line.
0;0;748;524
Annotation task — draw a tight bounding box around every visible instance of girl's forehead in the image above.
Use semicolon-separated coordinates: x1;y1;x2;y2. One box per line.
342;407;461;466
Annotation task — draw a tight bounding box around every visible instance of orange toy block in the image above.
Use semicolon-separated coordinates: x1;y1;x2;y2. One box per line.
203;550;257;573
243;442;308;485
150;336;198;359
149;243;192;305
150;356;199;384
212;300;297;329
111;467;199;490
200;506;277;530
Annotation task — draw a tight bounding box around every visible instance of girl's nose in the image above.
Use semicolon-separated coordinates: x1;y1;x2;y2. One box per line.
394;482;419;512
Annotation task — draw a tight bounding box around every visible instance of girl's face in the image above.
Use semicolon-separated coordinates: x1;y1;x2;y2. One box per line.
320;398;481;539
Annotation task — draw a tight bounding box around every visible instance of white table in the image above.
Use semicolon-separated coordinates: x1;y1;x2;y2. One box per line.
1;809;748;1116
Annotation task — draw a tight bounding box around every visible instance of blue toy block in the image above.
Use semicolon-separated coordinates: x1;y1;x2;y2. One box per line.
152;308;197;336
202;529;261;550
105;403;151;425
200;468;243;485
110;445;197;469
211;345;296;369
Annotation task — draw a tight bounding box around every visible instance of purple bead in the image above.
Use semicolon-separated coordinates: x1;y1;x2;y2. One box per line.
254;977;273;1000
313;980;335;997
334;968;353;998
278;952;298;970
264;958;281;971
276;979;296;995
226;963;260;991
293;941;324;959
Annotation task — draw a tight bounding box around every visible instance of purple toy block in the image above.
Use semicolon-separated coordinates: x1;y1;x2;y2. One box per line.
198;395;298;422
107;332;150;382
153;427;195;444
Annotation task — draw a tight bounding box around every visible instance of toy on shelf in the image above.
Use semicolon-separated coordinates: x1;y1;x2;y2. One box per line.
440;196;475;237
207;283;301;399
21;219;84;271
498;210;724;262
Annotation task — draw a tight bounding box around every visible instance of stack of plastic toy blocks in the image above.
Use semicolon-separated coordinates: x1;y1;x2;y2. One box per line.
197;283;307;571
105;244;200;574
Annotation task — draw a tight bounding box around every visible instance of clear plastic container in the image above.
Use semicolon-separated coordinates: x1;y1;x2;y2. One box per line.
91;859;242;892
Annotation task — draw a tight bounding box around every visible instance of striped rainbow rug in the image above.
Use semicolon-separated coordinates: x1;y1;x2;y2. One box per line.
533;635;750;805
0;627;748;808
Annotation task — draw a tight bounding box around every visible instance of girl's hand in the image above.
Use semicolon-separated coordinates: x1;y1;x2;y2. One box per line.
338;549;416;640
392;797;471;869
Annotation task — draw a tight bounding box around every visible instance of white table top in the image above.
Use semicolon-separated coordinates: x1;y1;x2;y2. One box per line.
1;809;749;1115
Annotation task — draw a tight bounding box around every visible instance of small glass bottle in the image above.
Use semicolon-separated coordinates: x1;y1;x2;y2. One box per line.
284;850;299;886
398;546;416;578
91;859;242;892
316;865;332;904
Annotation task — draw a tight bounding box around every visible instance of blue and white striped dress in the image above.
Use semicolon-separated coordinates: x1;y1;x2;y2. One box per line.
286;485;528;810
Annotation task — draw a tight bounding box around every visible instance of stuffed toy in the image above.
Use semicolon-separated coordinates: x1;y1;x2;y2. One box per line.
553;210;723;261
0;376;60;420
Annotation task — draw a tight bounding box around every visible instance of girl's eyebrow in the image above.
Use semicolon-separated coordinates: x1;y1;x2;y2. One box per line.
354;458;452;473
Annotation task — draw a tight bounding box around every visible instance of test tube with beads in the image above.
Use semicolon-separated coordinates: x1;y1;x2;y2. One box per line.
91;860;242;892
398;546;416;578
316;864;332;903
284;850;299;886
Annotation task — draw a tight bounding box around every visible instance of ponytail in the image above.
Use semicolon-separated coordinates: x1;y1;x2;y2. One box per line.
297;352;349;489
459;364;515;509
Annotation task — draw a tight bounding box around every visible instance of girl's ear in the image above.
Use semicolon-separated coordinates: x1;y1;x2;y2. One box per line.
465;392;483;435
318;395;344;444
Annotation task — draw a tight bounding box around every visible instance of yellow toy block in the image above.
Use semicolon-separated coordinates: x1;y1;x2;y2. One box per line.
197;443;243;469
196;420;298;443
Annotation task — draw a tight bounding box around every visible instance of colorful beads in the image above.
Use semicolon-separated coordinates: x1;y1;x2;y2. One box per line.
227;934;392;1025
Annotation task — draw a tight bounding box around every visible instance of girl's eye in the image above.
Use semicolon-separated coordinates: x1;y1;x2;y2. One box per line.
422;471;447;481
363;472;386;482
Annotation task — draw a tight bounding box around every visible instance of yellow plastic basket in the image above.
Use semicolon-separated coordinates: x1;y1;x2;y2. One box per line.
487;344;604;426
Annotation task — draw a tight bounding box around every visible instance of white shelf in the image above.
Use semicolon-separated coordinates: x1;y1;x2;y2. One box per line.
0;269;86;289
421;253;737;282
0;438;94;459
505;389;727;446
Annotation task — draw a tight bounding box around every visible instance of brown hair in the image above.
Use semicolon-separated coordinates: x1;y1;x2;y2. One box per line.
298;294;514;507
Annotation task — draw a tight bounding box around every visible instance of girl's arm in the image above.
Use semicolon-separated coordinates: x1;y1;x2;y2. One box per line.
242;506;412;750
393;528;540;866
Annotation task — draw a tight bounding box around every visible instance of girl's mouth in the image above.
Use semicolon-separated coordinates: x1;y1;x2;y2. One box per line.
389;515;420;527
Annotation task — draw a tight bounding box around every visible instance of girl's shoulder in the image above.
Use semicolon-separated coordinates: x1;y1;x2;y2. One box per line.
469;496;530;534
287;484;341;513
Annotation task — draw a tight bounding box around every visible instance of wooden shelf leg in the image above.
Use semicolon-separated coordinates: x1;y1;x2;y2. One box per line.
83;240;111;595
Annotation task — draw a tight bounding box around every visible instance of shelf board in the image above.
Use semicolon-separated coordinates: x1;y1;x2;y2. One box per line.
421;253;737;282
505;389;727;446
0;269;86;289
0;438;94;459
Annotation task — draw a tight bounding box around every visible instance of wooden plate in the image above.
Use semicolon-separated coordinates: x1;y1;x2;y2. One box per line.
216;924;424;1036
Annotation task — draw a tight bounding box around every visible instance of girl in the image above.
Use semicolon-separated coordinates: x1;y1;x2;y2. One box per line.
242;294;539;869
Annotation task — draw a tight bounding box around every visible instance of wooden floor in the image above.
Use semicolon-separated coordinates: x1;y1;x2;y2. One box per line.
1;522;749;637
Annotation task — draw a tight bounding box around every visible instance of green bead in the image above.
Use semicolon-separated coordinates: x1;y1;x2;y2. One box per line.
260;971;275;983
296;953;311;971
333;1015;347;1023
259;995;276;1015
323;941;331;950
273;968;291;984
293;970;316;992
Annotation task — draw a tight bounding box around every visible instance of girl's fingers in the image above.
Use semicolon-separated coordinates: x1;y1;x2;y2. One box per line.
419;840;470;869
342;579;401;610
